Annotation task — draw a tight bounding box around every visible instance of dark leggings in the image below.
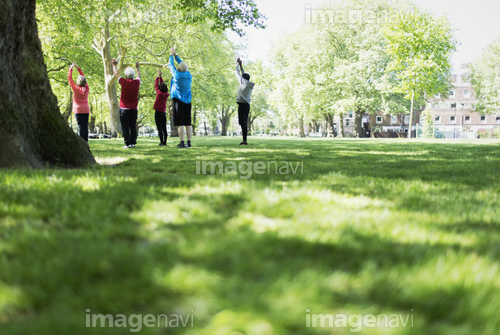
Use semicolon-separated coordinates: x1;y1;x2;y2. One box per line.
155;110;168;144
237;102;250;142
75;113;89;142
241;125;248;142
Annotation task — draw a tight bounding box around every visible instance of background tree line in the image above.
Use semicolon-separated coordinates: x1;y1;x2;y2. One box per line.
269;0;457;138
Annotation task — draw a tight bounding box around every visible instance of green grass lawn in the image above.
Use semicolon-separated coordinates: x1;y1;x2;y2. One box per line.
0;136;499;335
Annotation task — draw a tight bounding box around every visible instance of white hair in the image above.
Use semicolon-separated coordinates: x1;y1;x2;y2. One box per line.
124;67;135;79
177;62;188;72
76;75;86;87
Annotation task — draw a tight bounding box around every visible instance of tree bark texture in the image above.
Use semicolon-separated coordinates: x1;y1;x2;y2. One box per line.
192;106;197;136
101;26;121;136
299;118;305;137
62;89;72;123
168;101;179;137
0;0;95;168
323;113;335;137
338;113;345;138
219;105;233;136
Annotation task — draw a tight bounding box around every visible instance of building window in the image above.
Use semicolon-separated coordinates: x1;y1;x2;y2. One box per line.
433;93;440;99
463;90;470;98
346;119;350;126
449;90;455;98
390;115;397;124
404;115;410;124
376;116;383;124
348;111;353;118
464;115;471;123
480;115;487;123
435;116;441;123
496;116;500;124
450;116;456;124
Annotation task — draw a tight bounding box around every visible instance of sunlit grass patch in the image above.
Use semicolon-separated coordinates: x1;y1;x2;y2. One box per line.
0;282;25;323
0;137;499;334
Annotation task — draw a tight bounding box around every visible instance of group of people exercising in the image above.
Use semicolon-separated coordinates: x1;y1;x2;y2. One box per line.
68;47;255;148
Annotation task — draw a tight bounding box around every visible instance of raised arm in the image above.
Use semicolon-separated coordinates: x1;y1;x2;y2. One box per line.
135;62;141;80
168;55;178;77
76;66;85;76
68;63;77;90
154;76;160;93
235;58;244;84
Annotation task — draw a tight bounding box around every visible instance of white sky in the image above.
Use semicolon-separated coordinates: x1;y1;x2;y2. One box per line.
233;0;500;69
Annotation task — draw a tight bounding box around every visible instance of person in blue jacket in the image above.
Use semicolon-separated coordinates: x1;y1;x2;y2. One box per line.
169;47;193;148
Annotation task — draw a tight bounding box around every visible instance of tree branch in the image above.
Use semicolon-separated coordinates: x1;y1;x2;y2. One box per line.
47;64;67;73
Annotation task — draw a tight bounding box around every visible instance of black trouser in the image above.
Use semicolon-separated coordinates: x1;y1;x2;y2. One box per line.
155;110;168;144
75;113;89;142
119;108;138;146
237;102;250;142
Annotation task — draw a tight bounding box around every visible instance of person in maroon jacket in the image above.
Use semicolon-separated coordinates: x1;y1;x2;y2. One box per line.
68;62;90;142
112;58;141;149
154;70;170;146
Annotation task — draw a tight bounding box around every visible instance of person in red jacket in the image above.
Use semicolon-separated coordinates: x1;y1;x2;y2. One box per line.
112;58;141;148
154;70;170;146
68;62;90;142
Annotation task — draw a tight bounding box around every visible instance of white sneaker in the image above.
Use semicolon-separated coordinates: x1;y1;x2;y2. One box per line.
122;145;130;149
131;144;136;148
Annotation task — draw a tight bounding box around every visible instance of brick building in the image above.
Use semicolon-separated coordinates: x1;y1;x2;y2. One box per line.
340;64;500;138
426;63;500;139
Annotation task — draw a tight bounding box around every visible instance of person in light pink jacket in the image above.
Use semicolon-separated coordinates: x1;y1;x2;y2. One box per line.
68;62;90;142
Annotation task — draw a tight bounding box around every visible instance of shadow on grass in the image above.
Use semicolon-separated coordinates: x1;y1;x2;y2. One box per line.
1;138;499;334
144;211;497;334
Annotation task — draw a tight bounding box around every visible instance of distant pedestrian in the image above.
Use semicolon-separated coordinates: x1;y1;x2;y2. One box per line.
154;69;170;146
168;47;193;148
235;58;255;145
112;58;141;149
68;62;90;142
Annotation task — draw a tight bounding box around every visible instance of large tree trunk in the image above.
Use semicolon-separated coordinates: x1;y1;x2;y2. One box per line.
0;0;95;168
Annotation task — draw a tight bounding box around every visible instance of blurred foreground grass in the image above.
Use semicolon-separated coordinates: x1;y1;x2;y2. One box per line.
0;137;499;335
